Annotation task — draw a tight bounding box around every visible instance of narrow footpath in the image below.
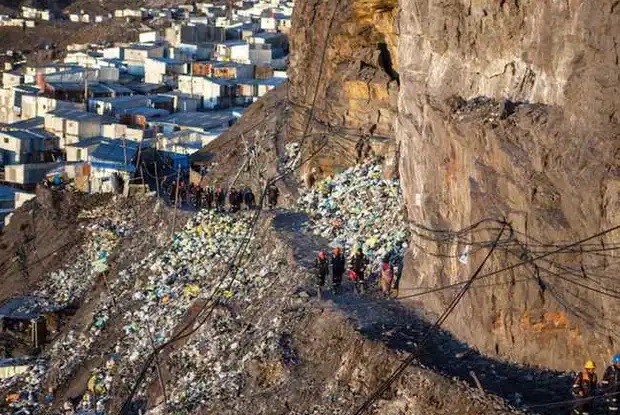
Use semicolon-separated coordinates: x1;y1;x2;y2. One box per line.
272;210;575;415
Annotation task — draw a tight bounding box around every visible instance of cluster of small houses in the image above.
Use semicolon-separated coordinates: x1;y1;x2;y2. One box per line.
0;0;292;230
1;2;292;30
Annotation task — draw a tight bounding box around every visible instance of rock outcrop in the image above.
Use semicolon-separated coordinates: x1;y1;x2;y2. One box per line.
397;0;620;370
287;0;399;179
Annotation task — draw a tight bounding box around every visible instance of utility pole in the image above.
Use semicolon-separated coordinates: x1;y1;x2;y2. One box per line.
226;0;233;21
190;61;194;98
154;160;160;198
121;134;128;166
170;166;181;238
84;71;89;112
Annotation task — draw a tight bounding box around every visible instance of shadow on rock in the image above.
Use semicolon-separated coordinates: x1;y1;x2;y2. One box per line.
325;288;573;414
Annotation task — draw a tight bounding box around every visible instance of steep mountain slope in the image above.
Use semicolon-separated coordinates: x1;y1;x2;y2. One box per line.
397;0;620;370
0;189;533;415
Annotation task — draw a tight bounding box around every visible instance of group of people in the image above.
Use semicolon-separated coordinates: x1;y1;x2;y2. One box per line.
571;355;620;414
314;243;398;298
162;180;280;212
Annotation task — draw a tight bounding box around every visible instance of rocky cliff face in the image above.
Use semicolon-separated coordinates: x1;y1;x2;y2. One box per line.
287;0;399;180
397;0;620;370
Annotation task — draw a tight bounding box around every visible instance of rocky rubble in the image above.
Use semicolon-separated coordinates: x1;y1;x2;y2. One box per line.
297;159;409;268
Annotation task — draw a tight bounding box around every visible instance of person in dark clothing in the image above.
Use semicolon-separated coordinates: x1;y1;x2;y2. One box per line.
243;187;256;210
170;180;178;206
572;360;598;415
267;184;280;209
350;244;368;294
314;250;329;298
330;247;345;294
234;189;243;211
178;181;187;207
603;354;620;414
193;185;203;209
203;187;214;210
215;187;226;212
229;187;239;212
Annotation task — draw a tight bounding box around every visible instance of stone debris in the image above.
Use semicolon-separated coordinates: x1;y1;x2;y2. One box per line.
297;159;410;268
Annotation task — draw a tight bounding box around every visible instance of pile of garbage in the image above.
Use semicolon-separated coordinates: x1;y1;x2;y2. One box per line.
163;243;293;412
1;360;47;414
34;219;126;304
45;210;263;412
297;160;410;268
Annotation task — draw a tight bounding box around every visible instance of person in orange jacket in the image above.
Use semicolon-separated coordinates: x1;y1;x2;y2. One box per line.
572;360;598;414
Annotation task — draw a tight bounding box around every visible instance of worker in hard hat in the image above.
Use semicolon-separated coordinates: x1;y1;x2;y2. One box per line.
330;247;345;294
602;354;620;414
350;242;368;295
572;360;598;414
314;250;329;298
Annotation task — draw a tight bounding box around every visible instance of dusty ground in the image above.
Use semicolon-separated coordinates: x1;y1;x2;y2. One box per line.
0;187;103;304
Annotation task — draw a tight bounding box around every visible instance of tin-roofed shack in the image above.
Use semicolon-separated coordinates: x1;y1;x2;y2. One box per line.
0;296;64;352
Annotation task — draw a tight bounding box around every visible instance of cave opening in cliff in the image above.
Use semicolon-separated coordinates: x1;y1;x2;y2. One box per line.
377;41;400;86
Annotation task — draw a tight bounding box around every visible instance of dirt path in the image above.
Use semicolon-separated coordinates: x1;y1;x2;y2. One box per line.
272;210;574;415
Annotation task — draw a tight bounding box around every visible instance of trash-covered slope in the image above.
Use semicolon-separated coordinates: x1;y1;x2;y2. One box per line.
0;185;528;415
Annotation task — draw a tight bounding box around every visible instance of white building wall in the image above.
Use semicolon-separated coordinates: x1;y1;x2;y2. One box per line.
230;44;250;63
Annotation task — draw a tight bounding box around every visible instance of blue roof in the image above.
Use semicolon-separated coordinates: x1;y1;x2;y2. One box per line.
149;95;173;103
2;129;50;141
69;136;108;148
0;295;63;320
14;85;40;94
90;139;140;165
90;161;137;173
7;117;44;129
0;185;16;200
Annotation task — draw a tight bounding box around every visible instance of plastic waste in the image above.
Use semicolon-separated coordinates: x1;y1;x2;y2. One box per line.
297;159;410;269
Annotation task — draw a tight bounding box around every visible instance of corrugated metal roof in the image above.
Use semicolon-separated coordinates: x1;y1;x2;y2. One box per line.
90;139;140;164
0;296;63;320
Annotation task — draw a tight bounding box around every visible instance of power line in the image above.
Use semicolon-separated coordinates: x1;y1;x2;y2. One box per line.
115;0;346;410
399;225;620;300
351;224;507;415
526;390;620;410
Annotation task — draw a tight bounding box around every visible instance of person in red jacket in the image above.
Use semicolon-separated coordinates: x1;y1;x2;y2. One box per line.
379;258;394;297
